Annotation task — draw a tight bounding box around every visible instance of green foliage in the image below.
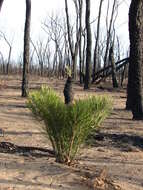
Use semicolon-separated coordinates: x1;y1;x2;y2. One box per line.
27;86;112;164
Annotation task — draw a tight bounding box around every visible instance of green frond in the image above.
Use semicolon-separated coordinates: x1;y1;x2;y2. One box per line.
27;86;112;164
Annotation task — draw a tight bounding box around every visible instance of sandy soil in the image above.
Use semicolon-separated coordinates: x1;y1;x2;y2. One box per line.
0;75;143;190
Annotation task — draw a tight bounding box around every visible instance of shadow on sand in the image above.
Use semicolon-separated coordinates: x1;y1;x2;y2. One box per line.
0;142;55;158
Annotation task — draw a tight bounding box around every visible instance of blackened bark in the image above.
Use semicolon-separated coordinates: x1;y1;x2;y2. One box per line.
103;0;116;72
126;0;143;119
6;46;12;75
0;0;4;12
79;0;83;84
22;0;31;97
84;0;92;89
64;0;79;80
92;0;104;83
109;46;118;88
121;64;127;87
63;76;74;104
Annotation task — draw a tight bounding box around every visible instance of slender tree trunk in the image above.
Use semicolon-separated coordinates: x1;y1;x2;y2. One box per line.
65;0;80;80
92;0;104;83
109;45;118;88
121;64;126;87
0;31;12;75
65;0;75;79
84;0;92;89
22;0;31;97
126;0;143;120
64;0;74;60
72;54;77;80
78;0;83;84
103;0;116;73
0;51;4;74
82;31;86;74
6;46;12;75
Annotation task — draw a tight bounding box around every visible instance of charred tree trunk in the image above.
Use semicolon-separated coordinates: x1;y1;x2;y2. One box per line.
84;0;92;89
121;64;127;87
109;46;118;88
79;0;83;84
0;0;4;12
92;0;104;83
6;45;12;75
126;0;143;120
63;76;74;104
22;0;31;97
65;0;78;80
0;31;12;75
103;0;116;74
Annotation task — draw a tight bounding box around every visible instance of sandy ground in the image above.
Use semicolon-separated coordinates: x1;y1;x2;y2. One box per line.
0;75;143;190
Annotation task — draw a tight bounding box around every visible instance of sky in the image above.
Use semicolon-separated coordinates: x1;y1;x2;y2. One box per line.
0;0;130;62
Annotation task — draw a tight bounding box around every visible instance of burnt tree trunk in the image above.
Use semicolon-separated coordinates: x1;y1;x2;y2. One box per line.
103;0;116;73
22;0;31;97
84;0;92;89
6;45;12;75
109;46;118;88
65;0;80;80
126;0;143;119
92;0;104;83
79;0;83;84
63;76;74;104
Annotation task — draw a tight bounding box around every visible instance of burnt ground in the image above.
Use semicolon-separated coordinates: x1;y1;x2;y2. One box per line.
0;75;143;190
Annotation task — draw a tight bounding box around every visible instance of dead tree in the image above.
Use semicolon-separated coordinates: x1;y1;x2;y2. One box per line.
92;0;104;83
109;45;118;88
84;0;92;89
93;58;129;83
22;0;31;97
30;38;50;76
0;31;12;75
103;0;117;72
126;0;143;120
78;0;84;84
0;51;4;73
43;15;65;78
63;19;71;76
121;64;127;87
64;0;82;80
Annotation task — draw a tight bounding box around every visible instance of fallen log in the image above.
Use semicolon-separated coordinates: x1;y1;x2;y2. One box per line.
92;58;129;84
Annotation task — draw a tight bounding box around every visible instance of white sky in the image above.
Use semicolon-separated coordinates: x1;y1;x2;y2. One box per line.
0;0;130;62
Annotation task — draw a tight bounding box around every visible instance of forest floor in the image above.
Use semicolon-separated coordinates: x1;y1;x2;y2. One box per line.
0;75;143;190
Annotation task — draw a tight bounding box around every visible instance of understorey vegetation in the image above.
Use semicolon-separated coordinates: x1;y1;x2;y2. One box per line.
27;86;112;165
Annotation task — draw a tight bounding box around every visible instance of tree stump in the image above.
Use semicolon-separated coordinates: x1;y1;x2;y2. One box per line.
63;76;74;104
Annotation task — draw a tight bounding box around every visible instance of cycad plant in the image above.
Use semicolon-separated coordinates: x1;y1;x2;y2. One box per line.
27;86;111;165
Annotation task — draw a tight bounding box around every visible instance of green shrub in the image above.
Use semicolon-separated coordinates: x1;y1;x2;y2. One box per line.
27;86;112;165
